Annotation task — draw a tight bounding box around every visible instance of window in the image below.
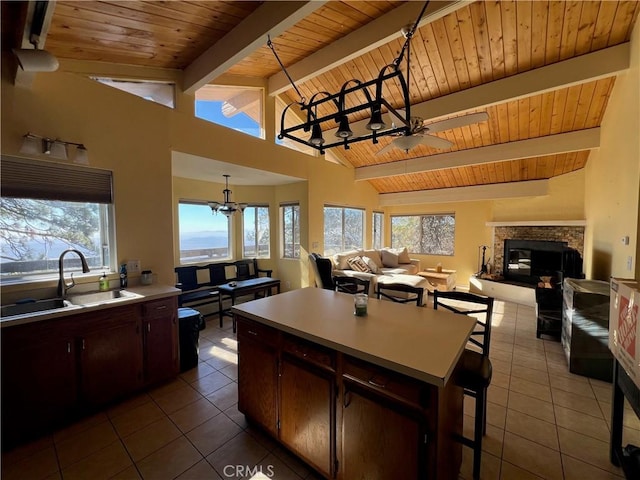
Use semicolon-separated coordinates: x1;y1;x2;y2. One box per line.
243;205;270;258
372;211;384;249
195;85;263;139
281;204;300;259
178;201;230;264
391;214;455;255
324;206;364;256
0;156;114;281
92;78;175;108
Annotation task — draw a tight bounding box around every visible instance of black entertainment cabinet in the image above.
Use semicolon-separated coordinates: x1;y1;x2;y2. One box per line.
503;239;584;339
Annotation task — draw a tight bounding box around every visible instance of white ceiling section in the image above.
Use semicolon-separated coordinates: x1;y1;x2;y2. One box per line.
171;151;304;186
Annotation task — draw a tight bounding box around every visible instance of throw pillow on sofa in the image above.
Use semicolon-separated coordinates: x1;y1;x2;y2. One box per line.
334;249;361;270
361;256;379;273
381;247;411;265
347;256;371;273
362;249;383;268
380;249;399;267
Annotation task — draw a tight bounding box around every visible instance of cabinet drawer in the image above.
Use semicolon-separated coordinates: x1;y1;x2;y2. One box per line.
282;334;335;370
343;356;426;409
142;297;177;319
237;317;278;346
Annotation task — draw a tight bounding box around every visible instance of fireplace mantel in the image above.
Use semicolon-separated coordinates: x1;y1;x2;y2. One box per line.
487;220;586;227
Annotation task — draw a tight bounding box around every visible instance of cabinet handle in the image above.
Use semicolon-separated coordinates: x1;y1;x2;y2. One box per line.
67;341;71;353
155;305;168;310
247;330;258;336
368;376;388;389
343;390;352;408
82;339;86;350
147;323;151;332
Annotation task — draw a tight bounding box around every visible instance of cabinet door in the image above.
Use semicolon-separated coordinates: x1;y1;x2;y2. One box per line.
143;298;179;386
280;356;333;478
80;307;143;406
341;385;422;480
237;322;278;436
1;324;77;447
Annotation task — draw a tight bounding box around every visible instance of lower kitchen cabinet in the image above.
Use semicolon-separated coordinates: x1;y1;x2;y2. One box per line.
79;305;143;406
1;319;78;448
280;353;334;478
1;295;179;449
237;319;279;437
341;383;422;479
142;297;179;386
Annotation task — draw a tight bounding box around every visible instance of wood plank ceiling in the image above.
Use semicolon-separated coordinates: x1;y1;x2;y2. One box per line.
37;1;640;196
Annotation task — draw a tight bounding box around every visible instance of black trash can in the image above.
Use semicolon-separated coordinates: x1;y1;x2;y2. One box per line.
178;307;201;371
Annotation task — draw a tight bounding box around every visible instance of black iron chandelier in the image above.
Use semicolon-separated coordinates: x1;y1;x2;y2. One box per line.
271;1;430;154
208;175;247;217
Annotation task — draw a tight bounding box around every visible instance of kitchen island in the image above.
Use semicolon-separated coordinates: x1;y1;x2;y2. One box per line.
232;287;477;480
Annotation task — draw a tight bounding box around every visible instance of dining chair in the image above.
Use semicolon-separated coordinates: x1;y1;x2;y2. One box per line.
308;253;335;290
376;282;424;306
433;290;494;480
333;276;370;295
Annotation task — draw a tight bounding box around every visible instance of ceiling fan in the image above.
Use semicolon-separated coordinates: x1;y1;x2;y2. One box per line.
376;111;489;155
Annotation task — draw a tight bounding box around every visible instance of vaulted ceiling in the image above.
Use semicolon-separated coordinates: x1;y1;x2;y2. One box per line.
7;1;640;201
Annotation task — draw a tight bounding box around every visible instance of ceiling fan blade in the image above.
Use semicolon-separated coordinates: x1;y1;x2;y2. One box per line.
375;142;397;156
425;112;489;133
419;134;454;149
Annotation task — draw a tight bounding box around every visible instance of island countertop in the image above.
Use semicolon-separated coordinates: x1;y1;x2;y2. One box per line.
232;287;476;387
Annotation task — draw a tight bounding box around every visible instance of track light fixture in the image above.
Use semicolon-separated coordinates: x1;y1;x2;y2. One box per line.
270;1;430;154
19;132;89;164
208;175;247;217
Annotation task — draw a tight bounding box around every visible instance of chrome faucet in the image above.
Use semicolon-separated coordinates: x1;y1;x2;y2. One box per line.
58;249;90;298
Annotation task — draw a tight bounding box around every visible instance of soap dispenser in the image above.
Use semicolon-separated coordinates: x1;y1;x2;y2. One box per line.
99;272;109;291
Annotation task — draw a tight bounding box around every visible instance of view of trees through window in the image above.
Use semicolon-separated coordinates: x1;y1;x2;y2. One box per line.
281;204;300;259
178;202;230;264
0;198;110;278
324;206;364;256
391;214;455;255
243;206;270;258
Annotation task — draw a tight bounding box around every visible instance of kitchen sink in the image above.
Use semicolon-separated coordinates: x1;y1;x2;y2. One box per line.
1;298;71;317
66;289;142;306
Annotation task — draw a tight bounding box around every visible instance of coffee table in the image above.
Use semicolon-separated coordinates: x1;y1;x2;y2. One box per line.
218;277;281;332
417;269;457;292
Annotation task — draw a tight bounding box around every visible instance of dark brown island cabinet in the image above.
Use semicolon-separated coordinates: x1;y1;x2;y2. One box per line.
234;288;476;480
1;295;179;449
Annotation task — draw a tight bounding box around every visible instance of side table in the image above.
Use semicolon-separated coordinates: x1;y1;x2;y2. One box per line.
417;269;457;292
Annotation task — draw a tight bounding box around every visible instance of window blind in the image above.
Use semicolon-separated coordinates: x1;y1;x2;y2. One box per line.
1;156;113;203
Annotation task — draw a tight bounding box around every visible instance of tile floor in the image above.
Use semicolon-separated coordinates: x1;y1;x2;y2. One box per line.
2;299;639;480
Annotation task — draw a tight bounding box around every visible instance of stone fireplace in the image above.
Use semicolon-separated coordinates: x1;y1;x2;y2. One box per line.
490;223;585;276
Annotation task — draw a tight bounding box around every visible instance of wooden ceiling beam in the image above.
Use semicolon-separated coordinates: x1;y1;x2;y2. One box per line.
183;1;326;95
267;1;468;96
58;59;183;84
356;128;600;181
378;180;549;206
329;43;629;138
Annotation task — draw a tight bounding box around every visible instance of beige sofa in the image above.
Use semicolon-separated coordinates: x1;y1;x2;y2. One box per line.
331;248;425;298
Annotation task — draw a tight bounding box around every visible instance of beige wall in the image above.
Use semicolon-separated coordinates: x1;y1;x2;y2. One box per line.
275;181;309;291
493;170;586;222
584;21;640;281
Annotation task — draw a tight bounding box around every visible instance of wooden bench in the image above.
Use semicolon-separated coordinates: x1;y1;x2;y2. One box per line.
175;259;272;318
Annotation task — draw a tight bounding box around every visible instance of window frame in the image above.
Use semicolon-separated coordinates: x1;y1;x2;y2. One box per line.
280;203;300;259
178;200;232;265
242;204;271;259
323;205;365;256
372;211;384;249
390;213;456;256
